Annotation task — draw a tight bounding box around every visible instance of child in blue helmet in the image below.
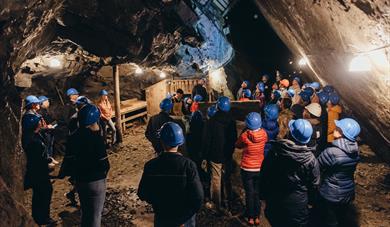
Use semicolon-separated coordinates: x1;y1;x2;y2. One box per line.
316;118;360;227
253;82;266;109
237;80;250;100
239;89;252;101
262;104;280;157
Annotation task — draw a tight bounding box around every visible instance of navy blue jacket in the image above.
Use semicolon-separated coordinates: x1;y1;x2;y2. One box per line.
262;119;279;157
318;138;360;203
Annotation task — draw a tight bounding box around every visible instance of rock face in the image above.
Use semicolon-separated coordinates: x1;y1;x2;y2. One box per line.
255;0;390;160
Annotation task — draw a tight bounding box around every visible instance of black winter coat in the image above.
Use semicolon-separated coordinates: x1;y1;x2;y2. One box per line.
23;133;50;189
191;84;208;101
202;111;237;163
66;128;110;182
138;152;204;226
145;111;173;154
186;115;204;163
318;138;360;203
260;139;320;226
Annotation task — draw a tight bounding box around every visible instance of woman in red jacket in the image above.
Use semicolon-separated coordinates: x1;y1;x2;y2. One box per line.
235;112;268;225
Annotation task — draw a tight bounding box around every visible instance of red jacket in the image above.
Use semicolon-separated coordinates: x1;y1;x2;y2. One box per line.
235;129;268;171
190;102;199;113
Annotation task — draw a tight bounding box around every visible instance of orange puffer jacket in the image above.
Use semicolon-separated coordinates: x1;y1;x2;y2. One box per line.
235;129;268;171
327;104;342;142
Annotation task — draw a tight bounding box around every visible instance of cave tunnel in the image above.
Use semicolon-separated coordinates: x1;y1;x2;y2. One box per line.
0;0;389;226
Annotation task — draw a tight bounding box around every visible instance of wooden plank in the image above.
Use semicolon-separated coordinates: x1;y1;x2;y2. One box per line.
146;79;168;116
122;111;147;122
120;98;138;106
198;100;262;121
120;101;147;114
113;65;123;142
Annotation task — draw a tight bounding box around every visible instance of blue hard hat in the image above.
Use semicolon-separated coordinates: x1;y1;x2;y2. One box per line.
303;83;311;88
243;89;251;98
159;122;185;147
22;114;42;130
66;88;79;96
256;82;265;93
299;91;311;102
25;95;41;107
217;96;231;112
160;98;173;111
264;104;279;120
335;118;360;141
317;91;329;105
38;96;49;102
287;88;295;97
329;92;340;105
207;105;217;118
288;119;313;144
245;112;262;130
303;87;315;97
310;82;320;91
293;76;301;84
272;90;281;100
323;85;335;94
78;104;101;126
99;90;108;96
243;80;250;87
194;94;203;102
75;96;90;106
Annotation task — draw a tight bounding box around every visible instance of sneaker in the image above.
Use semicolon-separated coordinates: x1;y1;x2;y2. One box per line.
247;218;255;225
255;217;260;225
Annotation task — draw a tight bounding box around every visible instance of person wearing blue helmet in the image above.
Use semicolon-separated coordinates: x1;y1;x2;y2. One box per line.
207;105;217;119
66;88;79;104
260;119;320;227
235;112;267;225
253;82;266;109
236;80;250;100
323;85;335;94
190;95;203;113
317;91;330;151
310;82;321;91
22;113;57;226
269;90;281;105
192;78;209;103
138;122;204;227
262;104;280;157
63;104;110;227
261;74;272;102
97;90;117;146
145;98;174;154
240;89;252;101
24;95;41;114
202;96;237;212
327;92;342;143
317;118;360;227
187;111;204;166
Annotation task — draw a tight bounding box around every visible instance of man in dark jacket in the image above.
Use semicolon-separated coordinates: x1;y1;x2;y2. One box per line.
138;122;204;227
202;96;237;211
317;91;329;151
303;103;323;157
69;104;110;227
316;118;360;227
191;78;209;102
263;104;280;158
260;119;320;227
145;98;174;154
22;113;56;226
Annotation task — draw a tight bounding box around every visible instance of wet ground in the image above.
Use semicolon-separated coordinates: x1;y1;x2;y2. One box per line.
24;124;390;226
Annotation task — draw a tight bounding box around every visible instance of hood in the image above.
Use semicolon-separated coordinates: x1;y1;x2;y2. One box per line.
332;138;359;154
246;129;266;143
329;105;342;113
262;119;278;130
272;139;315;164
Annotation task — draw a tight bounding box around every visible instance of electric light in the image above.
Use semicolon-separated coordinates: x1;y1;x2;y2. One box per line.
135;67;143;74
349;55;371;72
48;57;62;68
298;57;308;66
160;72;166;78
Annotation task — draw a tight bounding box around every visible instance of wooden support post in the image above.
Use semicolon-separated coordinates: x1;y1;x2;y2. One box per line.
113;65;123;143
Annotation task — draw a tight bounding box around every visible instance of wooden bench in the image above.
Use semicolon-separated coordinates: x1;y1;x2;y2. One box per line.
113;99;147;132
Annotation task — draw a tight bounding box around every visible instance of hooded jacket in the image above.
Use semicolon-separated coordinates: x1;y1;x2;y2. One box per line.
262;119;279;157
318;138;359;203
327;104;342;142
306;118;323;157
235;129;268;171
202;111;237;164
260;139;320;225
145;111;173;154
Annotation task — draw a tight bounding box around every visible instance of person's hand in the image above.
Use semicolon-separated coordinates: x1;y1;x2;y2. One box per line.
201;160;208;172
47;124;54;129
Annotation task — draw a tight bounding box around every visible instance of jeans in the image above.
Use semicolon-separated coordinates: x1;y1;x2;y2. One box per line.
45;133;55;158
209;160;232;209
101;119;116;145
77;179;106;227
32;180;53;224
241;170;261;218
154;214;196;227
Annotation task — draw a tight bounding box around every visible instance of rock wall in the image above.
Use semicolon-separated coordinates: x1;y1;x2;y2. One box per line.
255;0;390;161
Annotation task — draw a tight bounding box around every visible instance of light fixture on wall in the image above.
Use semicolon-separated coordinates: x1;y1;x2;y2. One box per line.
349;44;390;72
349;55;371;72
48;57;62;69
298;57;308;66
135;66;143;74
160;71;167;78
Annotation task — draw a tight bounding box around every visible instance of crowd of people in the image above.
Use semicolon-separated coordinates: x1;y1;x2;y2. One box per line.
21;74;361;227
144;75;361;227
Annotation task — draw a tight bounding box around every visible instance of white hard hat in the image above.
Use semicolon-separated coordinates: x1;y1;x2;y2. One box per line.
305;103;322;117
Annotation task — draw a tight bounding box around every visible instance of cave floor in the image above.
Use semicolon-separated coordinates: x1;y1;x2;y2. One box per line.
23;124;390;227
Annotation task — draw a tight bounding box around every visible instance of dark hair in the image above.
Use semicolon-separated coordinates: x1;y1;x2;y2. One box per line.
176;89;184;94
281;98;292;109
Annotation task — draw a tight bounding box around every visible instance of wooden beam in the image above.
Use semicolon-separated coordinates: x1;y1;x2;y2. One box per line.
113;65;123;143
